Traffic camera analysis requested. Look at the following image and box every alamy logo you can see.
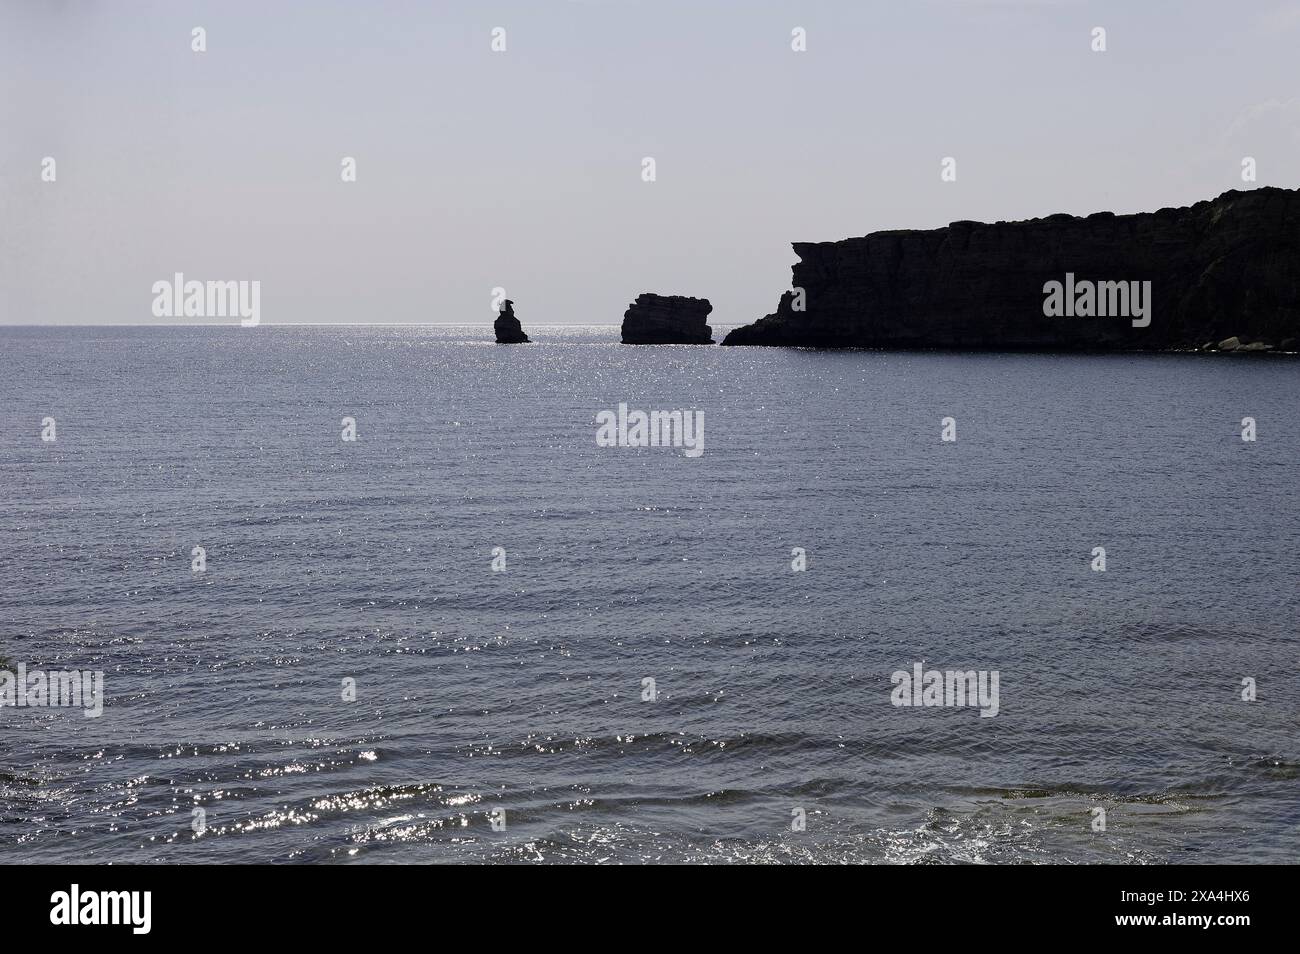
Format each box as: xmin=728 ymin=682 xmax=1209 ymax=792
xmin=50 ymin=885 xmax=151 ymax=934
xmin=1042 ymin=273 xmax=1151 ymax=328
xmin=890 ymin=661 xmax=1000 ymax=717
xmin=0 ymin=664 xmax=103 ymax=717
xmin=151 ymin=273 xmax=261 ymax=326
xmin=595 ymin=403 xmax=704 ymax=458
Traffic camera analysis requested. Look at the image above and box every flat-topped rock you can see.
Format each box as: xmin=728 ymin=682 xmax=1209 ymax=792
xmin=621 ymin=293 xmax=714 ymax=344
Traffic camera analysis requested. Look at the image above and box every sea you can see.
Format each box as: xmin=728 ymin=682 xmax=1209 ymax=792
xmin=1 ymin=324 xmax=1296 ymax=864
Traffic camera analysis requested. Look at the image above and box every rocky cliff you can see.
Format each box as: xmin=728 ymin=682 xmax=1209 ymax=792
xmin=494 ymin=300 xmax=529 ymax=343
xmin=622 ymin=293 xmax=714 ymax=344
xmin=722 ymin=188 xmax=1300 ymax=352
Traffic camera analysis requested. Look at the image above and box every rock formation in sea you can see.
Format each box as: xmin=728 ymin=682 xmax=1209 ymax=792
xmin=493 ymin=299 xmax=529 ymax=343
xmin=621 ymin=293 xmax=714 ymax=344
xmin=722 ymin=187 xmax=1300 ymax=352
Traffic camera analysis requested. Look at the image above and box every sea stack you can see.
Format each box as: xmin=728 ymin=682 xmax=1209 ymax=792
xmin=493 ymin=300 xmax=530 ymax=343
xmin=722 ymin=187 xmax=1300 ymax=352
xmin=621 ymin=293 xmax=714 ymax=344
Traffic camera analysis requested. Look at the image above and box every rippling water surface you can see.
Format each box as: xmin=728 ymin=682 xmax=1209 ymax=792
xmin=1 ymin=324 xmax=1297 ymax=864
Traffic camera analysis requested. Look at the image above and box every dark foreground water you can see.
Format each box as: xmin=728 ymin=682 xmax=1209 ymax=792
xmin=1 ymin=324 xmax=1296 ymax=864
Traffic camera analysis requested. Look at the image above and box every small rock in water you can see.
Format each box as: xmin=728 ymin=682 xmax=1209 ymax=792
xmin=494 ymin=300 xmax=530 ymax=343
xmin=621 ymin=293 xmax=714 ymax=344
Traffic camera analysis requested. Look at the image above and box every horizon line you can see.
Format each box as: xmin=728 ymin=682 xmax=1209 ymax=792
xmin=0 ymin=321 xmax=657 ymax=328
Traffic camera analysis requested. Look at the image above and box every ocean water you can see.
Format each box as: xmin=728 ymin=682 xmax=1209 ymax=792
xmin=1 ymin=324 xmax=1297 ymax=864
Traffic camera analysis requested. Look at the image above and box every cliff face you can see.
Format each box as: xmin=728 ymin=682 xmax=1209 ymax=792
xmin=622 ymin=293 xmax=714 ymax=344
xmin=723 ymin=188 xmax=1300 ymax=351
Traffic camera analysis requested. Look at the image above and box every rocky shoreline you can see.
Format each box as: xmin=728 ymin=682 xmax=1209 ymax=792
xmin=721 ymin=187 xmax=1300 ymax=353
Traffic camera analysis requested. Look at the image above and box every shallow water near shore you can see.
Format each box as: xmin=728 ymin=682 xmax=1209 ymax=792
xmin=1 ymin=324 xmax=1297 ymax=864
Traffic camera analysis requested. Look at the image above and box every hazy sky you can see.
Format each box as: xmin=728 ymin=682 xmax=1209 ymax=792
xmin=3 ymin=0 xmax=1298 ymax=325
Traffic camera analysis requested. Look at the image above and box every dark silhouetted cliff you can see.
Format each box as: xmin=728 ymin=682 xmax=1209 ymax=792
xmin=722 ymin=188 xmax=1300 ymax=352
